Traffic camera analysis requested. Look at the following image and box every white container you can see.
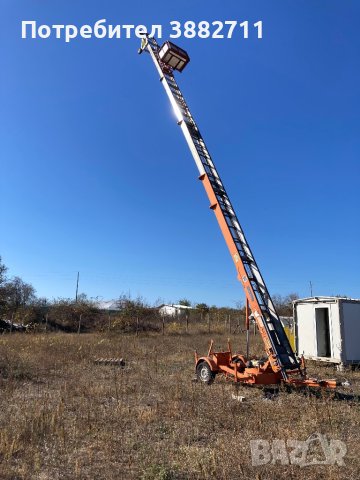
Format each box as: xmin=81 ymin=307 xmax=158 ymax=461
xmin=293 ymin=297 xmax=360 ymax=366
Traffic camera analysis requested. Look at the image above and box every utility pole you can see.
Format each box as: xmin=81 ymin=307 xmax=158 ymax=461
xmin=309 ymin=280 xmax=313 ymax=297
xmin=75 ymin=271 xmax=79 ymax=302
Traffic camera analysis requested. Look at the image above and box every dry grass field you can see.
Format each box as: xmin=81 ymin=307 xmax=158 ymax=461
xmin=0 ymin=330 xmax=359 ymax=479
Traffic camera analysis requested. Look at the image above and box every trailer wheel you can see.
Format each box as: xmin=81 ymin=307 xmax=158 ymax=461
xmin=196 ymin=361 xmax=215 ymax=385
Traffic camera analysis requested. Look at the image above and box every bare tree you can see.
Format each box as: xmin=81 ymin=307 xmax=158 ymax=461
xmin=272 ymin=293 xmax=299 ymax=316
xmin=0 ymin=256 xmax=7 ymax=285
xmin=4 ymin=276 xmax=36 ymax=311
xmin=195 ymin=303 xmax=209 ymax=313
xmin=178 ymin=298 xmax=191 ymax=307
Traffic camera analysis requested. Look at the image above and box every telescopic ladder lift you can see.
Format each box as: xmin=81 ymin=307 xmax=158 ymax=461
xmin=139 ymin=36 xmax=337 ymax=389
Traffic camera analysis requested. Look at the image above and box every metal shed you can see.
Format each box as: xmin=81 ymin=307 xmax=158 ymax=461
xmin=293 ymin=297 xmax=360 ymax=367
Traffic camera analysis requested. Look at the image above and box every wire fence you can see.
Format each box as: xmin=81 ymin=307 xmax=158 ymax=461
xmin=2 ymin=311 xmax=259 ymax=336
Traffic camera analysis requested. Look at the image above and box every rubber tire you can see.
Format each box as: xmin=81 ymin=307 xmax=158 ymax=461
xmin=196 ymin=361 xmax=215 ymax=385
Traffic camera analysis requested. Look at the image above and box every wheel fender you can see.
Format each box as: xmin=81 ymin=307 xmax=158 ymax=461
xmin=196 ymin=357 xmax=218 ymax=373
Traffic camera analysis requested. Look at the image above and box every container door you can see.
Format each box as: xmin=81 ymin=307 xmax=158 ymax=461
xmin=342 ymin=301 xmax=360 ymax=362
xmin=315 ymin=308 xmax=331 ymax=357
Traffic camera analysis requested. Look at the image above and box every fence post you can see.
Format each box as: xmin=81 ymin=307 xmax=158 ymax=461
xmin=162 ymin=317 xmax=165 ymax=336
xmin=207 ymin=313 xmax=210 ymax=334
xmin=186 ymin=314 xmax=189 ymax=333
xmin=136 ymin=317 xmax=139 ymax=336
xmin=78 ymin=313 xmax=82 ymax=334
xmin=228 ymin=314 xmax=231 ymax=334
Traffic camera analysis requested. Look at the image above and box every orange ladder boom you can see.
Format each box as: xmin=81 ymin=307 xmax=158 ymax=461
xmin=139 ymin=35 xmax=299 ymax=381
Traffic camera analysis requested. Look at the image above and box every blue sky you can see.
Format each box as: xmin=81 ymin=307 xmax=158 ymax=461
xmin=1 ymin=1 xmax=359 ymax=307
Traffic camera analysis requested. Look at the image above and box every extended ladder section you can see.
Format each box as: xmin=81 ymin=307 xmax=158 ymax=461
xmin=141 ymin=36 xmax=301 ymax=380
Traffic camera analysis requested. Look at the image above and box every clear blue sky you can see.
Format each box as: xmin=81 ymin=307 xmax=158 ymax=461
xmin=1 ymin=1 xmax=359 ymax=307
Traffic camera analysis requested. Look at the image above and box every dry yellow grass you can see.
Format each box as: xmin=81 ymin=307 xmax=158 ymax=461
xmin=0 ymin=331 xmax=359 ymax=479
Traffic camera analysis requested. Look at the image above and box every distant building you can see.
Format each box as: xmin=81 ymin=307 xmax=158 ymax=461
xmin=158 ymin=304 xmax=192 ymax=317
xmin=95 ymin=300 xmax=124 ymax=312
